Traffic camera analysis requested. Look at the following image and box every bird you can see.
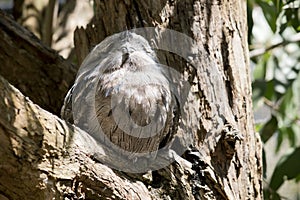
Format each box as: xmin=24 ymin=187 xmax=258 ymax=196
xmin=61 ymin=31 xmax=177 ymax=161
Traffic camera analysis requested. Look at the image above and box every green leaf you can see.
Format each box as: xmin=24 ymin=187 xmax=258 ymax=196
xmin=272 ymin=0 xmax=283 ymax=11
xmin=276 ymin=129 xmax=283 ymax=152
xmin=252 ymin=80 xmax=267 ymax=106
xmin=280 ymin=9 xmax=297 ymax=33
xmin=285 ymin=3 xmax=300 ymax=32
xmin=286 ymin=126 xmax=295 ymax=147
xmin=262 ymin=148 xmax=267 ymax=178
xmin=291 ymin=123 xmax=300 ymax=142
xmin=247 ymin=0 xmax=254 ymax=44
xmin=296 ymin=173 xmax=300 ymax=182
xmin=253 ymin=53 xmax=270 ymax=79
xmin=278 ymin=126 xmax=296 ymax=148
xmin=263 ymin=189 xmax=281 ymax=200
xmin=278 ymin=86 xmax=294 ymax=117
xmin=269 ymin=147 xmax=300 ymax=190
xmin=275 ymin=73 xmax=300 ymax=150
xmin=265 ymin=80 xmax=276 ymax=100
xmin=263 ymin=188 xmax=281 ymax=200
xmin=256 ymin=1 xmax=279 ymax=32
xmin=260 ymin=115 xmax=278 ymax=143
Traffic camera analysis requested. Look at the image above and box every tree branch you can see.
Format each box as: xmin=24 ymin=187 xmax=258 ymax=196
xmin=249 ymin=32 xmax=300 ymax=58
xmin=0 ymin=75 xmax=151 ymax=200
xmin=0 ymin=10 xmax=76 ymax=115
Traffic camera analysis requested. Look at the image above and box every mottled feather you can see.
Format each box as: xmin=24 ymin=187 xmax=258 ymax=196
xmin=61 ymin=32 xmax=176 ymax=159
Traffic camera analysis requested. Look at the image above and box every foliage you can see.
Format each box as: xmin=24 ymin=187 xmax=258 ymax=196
xmin=248 ymin=0 xmax=300 ymax=199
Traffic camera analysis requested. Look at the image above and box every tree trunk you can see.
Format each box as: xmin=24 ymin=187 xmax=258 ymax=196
xmin=74 ymin=0 xmax=263 ymax=199
xmin=0 ymin=0 xmax=263 ymax=199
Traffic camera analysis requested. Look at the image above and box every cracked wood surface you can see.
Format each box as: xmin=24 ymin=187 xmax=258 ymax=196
xmin=0 ymin=75 xmax=151 ymax=200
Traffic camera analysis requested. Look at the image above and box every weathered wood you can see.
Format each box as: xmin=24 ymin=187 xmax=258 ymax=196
xmin=0 ymin=75 xmax=152 ymax=200
xmin=74 ymin=0 xmax=263 ymax=199
xmin=0 ymin=10 xmax=76 ymax=115
xmin=0 ymin=0 xmax=263 ymax=198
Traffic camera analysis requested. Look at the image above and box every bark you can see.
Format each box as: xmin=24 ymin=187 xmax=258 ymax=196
xmin=0 ymin=10 xmax=76 ymax=115
xmin=0 ymin=73 xmax=194 ymax=199
xmin=74 ymin=0 xmax=263 ymax=199
xmin=0 ymin=75 xmax=152 ymax=200
xmin=0 ymin=0 xmax=263 ymax=199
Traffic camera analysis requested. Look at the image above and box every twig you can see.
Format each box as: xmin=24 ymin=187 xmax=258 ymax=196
xmin=250 ymin=32 xmax=300 ymax=58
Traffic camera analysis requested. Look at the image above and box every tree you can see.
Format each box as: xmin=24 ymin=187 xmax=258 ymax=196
xmin=0 ymin=0 xmax=262 ymax=199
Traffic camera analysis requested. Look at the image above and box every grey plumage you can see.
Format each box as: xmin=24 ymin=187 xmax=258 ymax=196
xmin=61 ymin=32 xmax=176 ymax=159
